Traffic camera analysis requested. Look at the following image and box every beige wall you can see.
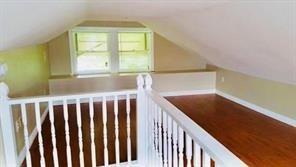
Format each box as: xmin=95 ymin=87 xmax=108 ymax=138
xmin=0 ymin=45 xmax=50 ymax=154
xmin=49 ymin=72 xmax=216 ymax=95
xmin=48 ymin=33 xmax=72 ymax=76
xmin=47 ymin=21 xmax=206 ymax=76
xmin=209 ymin=65 xmax=296 ymax=120
xmin=154 ymin=34 xmax=206 ymax=71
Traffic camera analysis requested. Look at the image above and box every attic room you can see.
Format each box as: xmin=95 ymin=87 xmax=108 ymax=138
xmin=0 ymin=1 xmax=295 ymax=167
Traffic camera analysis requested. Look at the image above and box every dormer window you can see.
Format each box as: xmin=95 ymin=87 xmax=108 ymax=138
xmin=69 ymin=27 xmax=153 ymax=75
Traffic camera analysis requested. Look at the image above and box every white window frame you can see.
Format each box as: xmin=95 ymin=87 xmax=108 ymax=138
xmin=69 ymin=27 xmax=154 ymax=75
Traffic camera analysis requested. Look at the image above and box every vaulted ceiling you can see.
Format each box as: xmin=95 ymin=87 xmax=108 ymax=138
xmin=0 ymin=0 xmax=295 ymax=84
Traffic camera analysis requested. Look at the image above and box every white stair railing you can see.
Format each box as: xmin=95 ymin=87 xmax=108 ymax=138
xmin=0 ymin=82 xmax=138 ymax=167
xmin=140 ymin=74 xmax=248 ymax=167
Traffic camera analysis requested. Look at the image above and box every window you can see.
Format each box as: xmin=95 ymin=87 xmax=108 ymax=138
xmin=74 ymin=32 xmax=110 ymax=73
xmin=70 ymin=27 xmax=153 ymax=75
xmin=118 ymin=32 xmax=152 ymax=72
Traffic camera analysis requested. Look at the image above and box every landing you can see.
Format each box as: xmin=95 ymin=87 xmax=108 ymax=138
xmin=25 ymin=94 xmax=296 ymax=166
xmin=166 ymin=94 xmax=296 ymax=167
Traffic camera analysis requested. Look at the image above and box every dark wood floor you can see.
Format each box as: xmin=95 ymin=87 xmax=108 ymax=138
xmin=166 ymin=94 xmax=296 ymax=167
xmin=24 ymin=94 xmax=296 ymax=167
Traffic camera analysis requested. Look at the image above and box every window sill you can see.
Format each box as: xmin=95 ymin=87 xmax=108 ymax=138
xmin=49 ymin=69 xmax=212 ymax=80
xmin=76 ymin=71 xmax=151 ymax=78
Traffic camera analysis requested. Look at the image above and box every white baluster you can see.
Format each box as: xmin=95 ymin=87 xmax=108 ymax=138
xmin=154 ymin=103 xmax=158 ymax=153
xmin=76 ymin=98 xmax=85 ymax=167
xmin=202 ymin=150 xmax=211 ymax=167
xmin=114 ymin=95 xmax=120 ymax=165
xmin=102 ymin=96 xmax=109 ymax=166
xmin=167 ymin=116 xmax=173 ymax=167
xmin=178 ymin=127 xmax=184 ymax=167
xmin=158 ymin=106 xmax=163 ymax=165
xmin=149 ymin=99 xmax=156 ymax=166
xmin=76 ymin=99 xmax=84 ymax=167
xmin=126 ymin=94 xmax=131 ymax=163
xmin=163 ymin=111 xmax=168 ymax=167
xmin=148 ymin=98 xmax=153 ymax=164
xmin=151 ymin=100 xmax=155 ymax=151
xmin=63 ymin=100 xmax=72 ymax=167
xmin=193 ymin=142 xmax=201 ymax=167
xmin=145 ymin=92 xmax=149 ymax=164
xmin=185 ymin=135 xmax=192 ymax=167
xmin=155 ymin=101 xmax=160 ymax=166
xmin=172 ymin=121 xmax=178 ymax=167
xmin=48 ymin=101 xmax=59 ymax=167
xmin=34 ymin=102 xmax=46 ymax=167
xmin=21 ymin=103 xmax=32 ymax=167
xmin=89 ymin=97 xmax=96 ymax=167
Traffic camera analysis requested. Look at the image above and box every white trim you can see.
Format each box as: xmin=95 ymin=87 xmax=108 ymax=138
xmin=160 ymin=89 xmax=216 ymax=97
xmin=216 ymin=90 xmax=296 ymax=127
xmin=110 ymin=29 xmax=119 ymax=73
xmin=72 ymin=27 xmax=152 ymax=32
xmin=17 ymin=107 xmax=49 ymax=165
xmin=68 ymin=30 xmax=76 ymax=76
xmin=149 ymin=32 xmax=154 ymax=71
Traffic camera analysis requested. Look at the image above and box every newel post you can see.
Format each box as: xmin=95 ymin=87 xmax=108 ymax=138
xmin=0 ymin=82 xmax=18 ymax=166
xmin=136 ymin=74 xmax=148 ymax=165
xmin=145 ymin=74 xmax=152 ymax=91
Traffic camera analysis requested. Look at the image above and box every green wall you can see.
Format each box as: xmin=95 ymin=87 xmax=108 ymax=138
xmin=0 ymin=44 xmax=50 ymax=154
xmin=0 ymin=44 xmax=50 ymax=97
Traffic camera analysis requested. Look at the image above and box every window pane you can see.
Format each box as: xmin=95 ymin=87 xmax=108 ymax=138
xmin=74 ymin=32 xmax=110 ymax=73
xmin=118 ymin=32 xmax=147 ymax=51
xmin=118 ymin=32 xmax=151 ymax=71
xmin=76 ymin=32 xmax=108 ymax=52
xmin=77 ymin=52 xmax=109 ymax=73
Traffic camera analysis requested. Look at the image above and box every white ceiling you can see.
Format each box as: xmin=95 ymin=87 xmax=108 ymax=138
xmin=0 ymin=0 xmax=295 ymax=84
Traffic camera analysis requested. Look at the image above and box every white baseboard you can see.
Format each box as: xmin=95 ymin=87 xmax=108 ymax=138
xmin=160 ymin=89 xmax=216 ymax=97
xmin=216 ymin=90 xmax=296 ymax=127
xmin=17 ymin=107 xmax=49 ymax=165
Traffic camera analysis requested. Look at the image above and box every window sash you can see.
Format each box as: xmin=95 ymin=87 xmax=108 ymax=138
xmin=69 ymin=27 xmax=153 ymax=75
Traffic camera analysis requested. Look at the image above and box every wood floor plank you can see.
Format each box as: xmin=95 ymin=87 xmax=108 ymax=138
xmin=166 ymin=94 xmax=296 ymax=167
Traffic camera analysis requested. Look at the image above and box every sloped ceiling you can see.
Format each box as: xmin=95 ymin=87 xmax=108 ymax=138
xmin=0 ymin=0 xmax=295 ymax=84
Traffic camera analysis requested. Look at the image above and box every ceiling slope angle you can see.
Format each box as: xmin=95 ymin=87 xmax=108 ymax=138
xmin=0 ymin=0 xmax=295 ymax=85
xmin=0 ymin=0 xmax=224 ymax=51
xmin=143 ymin=1 xmax=296 ymax=85
xmin=0 ymin=1 xmax=88 ymax=51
